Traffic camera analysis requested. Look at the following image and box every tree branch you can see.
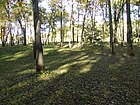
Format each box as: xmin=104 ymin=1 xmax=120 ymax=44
xmin=116 ymin=0 xmax=126 ymax=23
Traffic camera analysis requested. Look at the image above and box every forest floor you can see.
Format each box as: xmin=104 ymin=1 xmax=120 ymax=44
xmin=0 ymin=43 xmax=140 ymax=105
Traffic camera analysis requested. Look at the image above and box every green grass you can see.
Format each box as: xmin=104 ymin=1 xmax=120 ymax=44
xmin=0 ymin=44 xmax=140 ymax=105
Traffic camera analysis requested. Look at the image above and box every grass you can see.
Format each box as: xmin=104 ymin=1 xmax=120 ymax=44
xmin=0 ymin=44 xmax=140 ymax=105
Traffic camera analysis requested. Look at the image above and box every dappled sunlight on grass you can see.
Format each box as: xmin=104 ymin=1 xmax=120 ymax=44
xmin=0 ymin=44 xmax=140 ymax=104
xmin=17 ymin=69 xmax=34 ymax=75
xmin=78 ymin=55 xmax=89 ymax=60
xmin=0 ymin=46 xmax=34 ymax=74
xmin=43 ymin=48 xmax=59 ymax=55
xmin=4 ymin=51 xmax=30 ymax=61
xmin=79 ymin=63 xmax=92 ymax=74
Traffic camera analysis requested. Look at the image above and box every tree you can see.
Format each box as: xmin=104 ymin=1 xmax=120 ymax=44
xmin=90 ymin=0 xmax=97 ymax=40
xmin=0 ymin=0 xmax=14 ymax=46
xmin=70 ymin=0 xmax=75 ymax=44
xmin=76 ymin=2 xmax=80 ymax=43
xmin=15 ymin=0 xmax=28 ymax=46
xmin=81 ymin=0 xmax=89 ymax=43
xmin=100 ymin=2 xmax=106 ymax=50
xmin=0 ymin=1 xmax=6 ymax=46
xmin=108 ymin=0 xmax=115 ymax=54
xmin=32 ymin=0 xmax=44 ymax=73
xmin=126 ymin=0 xmax=134 ymax=56
xmin=60 ymin=0 xmax=63 ymax=47
xmin=113 ymin=0 xmax=125 ymax=44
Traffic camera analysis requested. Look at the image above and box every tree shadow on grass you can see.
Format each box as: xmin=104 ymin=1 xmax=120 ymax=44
xmin=0 ymin=44 xmax=140 ymax=105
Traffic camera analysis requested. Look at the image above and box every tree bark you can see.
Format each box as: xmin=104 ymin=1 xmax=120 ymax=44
xmin=121 ymin=7 xmax=125 ymax=46
xmin=18 ymin=19 xmax=26 ymax=46
xmin=101 ymin=6 xmax=106 ymax=50
xmin=32 ymin=0 xmax=44 ymax=73
xmin=77 ymin=2 xmax=80 ymax=43
xmin=81 ymin=0 xmax=88 ymax=43
xmin=60 ymin=0 xmax=63 ymax=47
xmin=126 ymin=0 xmax=134 ymax=56
xmin=138 ymin=6 xmax=140 ymax=43
xmin=108 ymin=0 xmax=115 ymax=54
xmin=113 ymin=0 xmax=125 ymax=44
xmin=1 ymin=26 xmax=5 ymax=47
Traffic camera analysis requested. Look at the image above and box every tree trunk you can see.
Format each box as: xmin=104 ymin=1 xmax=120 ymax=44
xmin=126 ymin=0 xmax=134 ymax=56
xmin=47 ymin=27 xmax=51 ymax=45
xmin=1 ymin=26 xmax=5 ymax=47
xmin=101 ymin=7 xmax=106 ymax=50
xmin=32 ymin=0 xmax=44 ymax=73
xmin=77 ymin=2 xmax=80 ymax=43
xmin=8 ymin=27 xmax=14 ymax=46
xmin=72 ymin=20 xmax=75 ymax=44
xmin=81 ymin=0 xmax=88 ymax=43
xmin=113 ymin=2 xmax=118 ymax=43
xmin=121 ymin=7 xmax=125 ymax=46
xmin=138 ymin=6 xmax=140 ymax=43
xmin=70 ymin=0 xmax=75 ymax=44
xmin=108 ymin=0 xmax=115 ymax=54
xmin=18 ymin=19 xmax=26 ymax=46
xmin=113 ymin=0 xmax=125 ymax=44
xmin=72 ymin=0 xmax=75 ymax=44
xmin=60 ymin=0 xmax=63 ymax=47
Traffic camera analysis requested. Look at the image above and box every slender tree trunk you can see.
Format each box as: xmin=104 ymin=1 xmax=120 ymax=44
xmin=113 ymin=0 xmax=125 ymax=44
xmin=81 ymin=0 xmax=88 ymax=43
xmin=70 ymin=0 xmax=75 ymax=44
xmin=60 ymin=0 xmax=63 ymax=47
xmin=32 ymin=0 xmax=44 ymax=73
xmin=77 ymin=3 xmax=80 ymax=43
xmin=91 ymin=7 xmax=94 ymax=40
xmin=114 ymin=2 xmax=118 ymax=43
xmin=9 ymin=28 xmax=13 ymax=46
xmin=4 ymin=3 xmax=13 ymax=46
xmin=101 ymin=7 xmax=106 ymax=50
xmin=18 ymin=19 xmax=26 ymax=46
xmin=51 ymin=26 xmax=54 ymax=44
xmin=108 ymin=0 xmax=115 ymax=54
xmin=1 ymin=26 xmax=5 ymax=47
xmin=47 ymin=27 xmax=51 ymax=45
xmin=121 ymin=7 xmax=125 ymax=46
xmin=93 ymin=7 xmax=97 ymax=39
xmin=72 ymin=20 xmax=75 ymax=44
xmin=138 ymin=6 xmax=140 ymax=43
xmin=51 ymin=7 xmax=55 ymax=45
xmin=53 ymin=15 xmax=56 ymax=44
xmin=126 ymin=0 xmax=134 ymax=56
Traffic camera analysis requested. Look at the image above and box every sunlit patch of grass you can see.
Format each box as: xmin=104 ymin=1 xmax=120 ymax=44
xmin=79 ymin=64 xmax=92 ymax=74
xmin=17 ymin=69 xmax=34 ymax=75
xmin=5 ymin=51 xmax=30 ymax=61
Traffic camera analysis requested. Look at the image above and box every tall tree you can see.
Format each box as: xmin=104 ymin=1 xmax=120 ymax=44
xmin=4 ymin=0 xmax=14 ymax=46
xmin=32 ymin=0 xmax=44 ymax=73
xmin=60 ymin=0 xmax=63 ymax=47
xmin=91 ymin=0 xmax=97 ymax=40
xmin=100 ymin=2 xmax=106 ymax=50
xmin=81 ymin=0 xmax=88 ymax=43
xmin=126 ymin=0 xmax=134 ymax=56
xmin=108 ymin=0 xmax=115 ymax=54
xmin=0 ymin=0 xmax=7 ymax=46
xmin=70 ymin=0 xmax=75 ymax=44
xmin=113 ymin=0 xmax=125 ymax=43
xmin=76 ymin=2 xmax=80 ymax=43
xmin=16 ymin=0 xmax=27 ymax=46
xmin=121 ymin=5 xmax=125 ymax=46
